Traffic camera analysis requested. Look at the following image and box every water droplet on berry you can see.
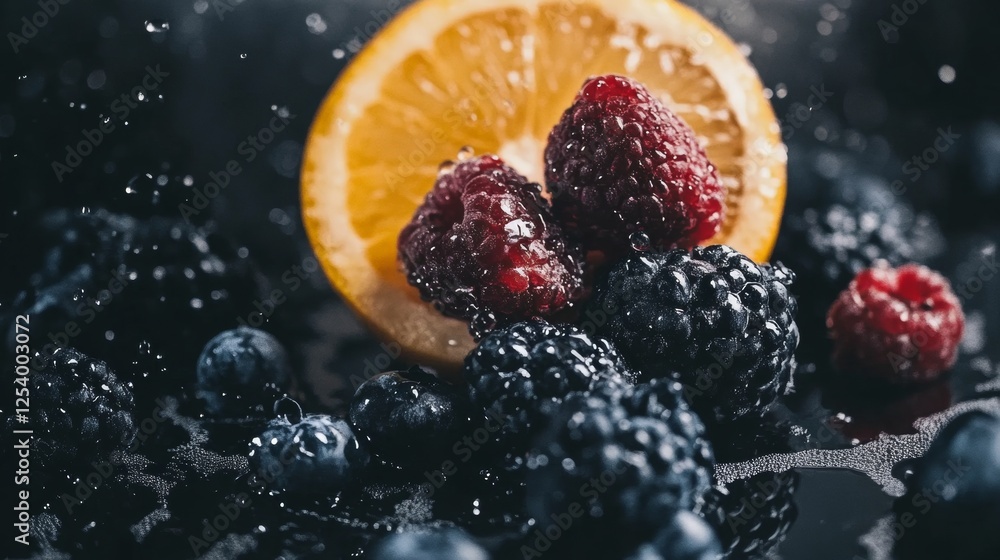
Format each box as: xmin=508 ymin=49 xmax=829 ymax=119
xmin=144 ymin=20 xmax=170 ymax=33
xmin=457 ymin=145 xmax=475 ymax=161
xmin=630 ymin=231 xmax=651 ymax=252
xmin=437 ymin=160 xmax=456 ymax=176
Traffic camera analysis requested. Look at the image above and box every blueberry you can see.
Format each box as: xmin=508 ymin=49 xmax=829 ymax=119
xmin=371 ymin=529 xmax=490 ymax=560
xmin=350 ymin=368 xmax=470 ymax=470
xmin=248 ymin=415 xmax=367 ymax=496
xmin=626 ymin=511 xmax=722 ymax=560
xmin=196 ymin=327 xmax=291 ymax=417
xmin=895 ymin=411 xmax=1000 ymax=560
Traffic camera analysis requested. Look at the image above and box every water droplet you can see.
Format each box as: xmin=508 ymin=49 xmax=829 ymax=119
xmin=938 ymin=64 xmax=956 ymax=84
xmin=457 ymin=145 xmax=475 ymax=161
xmin=332 ymin=48 xmax=346 ymax=60
xmin=630 ymin=231 xmax=651 ymax=252
xmin=437 ymin=160 xmax=456 ymax=176
xmin=239 ymin=53 xmax=247 ymax=60
xmin=305 ymin=13 xmax=327 ymax=34
xmin=144 ymin=20 xmax=170 ymax=33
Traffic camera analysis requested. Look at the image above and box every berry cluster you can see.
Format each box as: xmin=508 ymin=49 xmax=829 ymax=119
xmin=398 ymin=75 xmax=726 ymax=337
xmin=9 ymin=62 xmax=986 ymax=560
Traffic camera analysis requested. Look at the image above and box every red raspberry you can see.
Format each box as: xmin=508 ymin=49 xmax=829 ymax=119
xmin=398 ymin=154 xmax=585 ymax=337
xmin=826 ymin=263 xmax=965 ymax=384
xmin=544 ymin=74 xmax=725 ymax=256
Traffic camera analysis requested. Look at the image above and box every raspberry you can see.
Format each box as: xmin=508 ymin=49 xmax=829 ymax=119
xmin=248 ymin=415 xmax=368 ymax=495
xmin=773 ymin=176 xmax=944 ymax=346
xmin=544 ymin=74 xmax=725 ymax=256
xmin=371 ymin=529 xmax=490 ymax=560
xmin=526 ymin=379 xmax=714 ymax=557
xmin=398 ymin=154 xmax=585 ymax=337
xmin=15 ymin=348 xmax=137 ymax=469
xmin=195 ymin=327 xmax=292 ymax=418
xmin=826 ymin=263 xmax=964 ymax=384
xmin=463 ymin=320 xmax=635 ymax=456
xmin=349 ymin=368 xmax=471 ymax=470
xmin=592 ymin=245 xmax=799 ymax=424
xmin=894 ymin=411 xmax=1000 ymax=560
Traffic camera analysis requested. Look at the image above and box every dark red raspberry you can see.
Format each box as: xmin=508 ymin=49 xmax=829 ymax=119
xmin=544 ymin=74 xmax=725 ymax=256
xmin=398 ymin=154 xmax=585 ymax=337
xmin=827 ymin=263 xmax=965 ymax=384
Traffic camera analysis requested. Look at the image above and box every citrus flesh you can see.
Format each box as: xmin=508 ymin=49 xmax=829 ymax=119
xmin=302 ymin=0 xmax=787 ymax=373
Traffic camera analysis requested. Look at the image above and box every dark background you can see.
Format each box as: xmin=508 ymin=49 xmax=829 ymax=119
xmin=1 ymin=0 xmax=999 ymax=559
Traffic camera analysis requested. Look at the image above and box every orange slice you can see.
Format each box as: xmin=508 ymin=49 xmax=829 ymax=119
xmin=302 ymin=0 xmax=786 ymax=373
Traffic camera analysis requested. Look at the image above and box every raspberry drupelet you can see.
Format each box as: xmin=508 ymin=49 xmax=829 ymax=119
xmin=827 ymin=263 xmax=964 ymax=384
xmin=398 ymin=154 xmax=586 ymax=338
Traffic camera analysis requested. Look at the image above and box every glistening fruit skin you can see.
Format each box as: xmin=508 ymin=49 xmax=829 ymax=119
xmin=398 ymin=154 xmax=585 ymax=338
xmin=826 ymin=263 xmax=964 ymax=384
xmin=349 ymin=368 xmax=470 ymax=470
xmin=248 ymin=415 xmax=368 ymax=495
xmin=195 ymin=327 xmax=292 ymax=418
xmin=545 ymin=74 xmax=725 ymax=256
xmin=371 ymin=529 xmax=490 ymax=560
xmin=15 ymin=348 xmax=137 ymax=469
xmin=526 ymin=380 xmax=714 ymax=557
xmin=592 ymin=245 xmax=799 ymax=424
xmin=894 ymin=411 xmax=1000 ymax=560
xmin=463 ymin=320 xmax=635 ymax=456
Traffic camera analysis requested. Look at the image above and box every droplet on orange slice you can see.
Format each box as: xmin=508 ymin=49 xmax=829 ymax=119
xmin=302 ymin=0 xmax=786 ymax=374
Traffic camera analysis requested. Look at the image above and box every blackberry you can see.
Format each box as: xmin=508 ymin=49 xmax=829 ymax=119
xmin=371 ymin=529 xmax=490 ymax=560
xmin=398 ymin=154 xmax=585 ymax=337
xmin=463 ymin=320 xmax=636 ymax=456
xmin=773 ymin=175 xmax=944 ymax=346
xmin=626 ymin=510 xmax=723 ymax=560
xmin=3 ymin=208 xmax=262 ymax=382
xmin=248 ymin=414 xmax=368 ymax=496
xmin=827 ymin=264 xmax=965 ymax=384
xmin=592 ymin=245 xmax=799 ymax=424
xmin=525 ymin=379 xmax=714 ymax=557
xmin=16 ymin=348 xmax=137 ymax=469
xmin=545 ymin=74 xmax=725 ymax=256
xmin=703 ymin=471 xmax=799 ymax=559
xmin=196 ymin=327 xmax=292 ymax=418
xmin=895 ymin=411 xmax=1000 ymax=560
xmin=350 ymin=368 xmax=470 ymax=470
